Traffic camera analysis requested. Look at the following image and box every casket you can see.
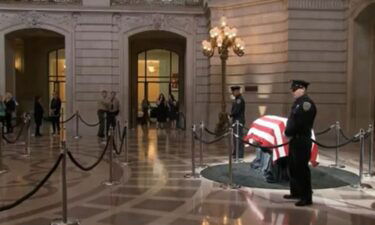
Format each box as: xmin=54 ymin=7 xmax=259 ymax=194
xmin=244 ymin=115 xmax=319 ymax=166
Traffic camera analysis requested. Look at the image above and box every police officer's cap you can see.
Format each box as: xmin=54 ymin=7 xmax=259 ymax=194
xmin=230 ymin=86 xmax=241 ymax=91
xmin=290 ymin=80 xmax=309 ymax=90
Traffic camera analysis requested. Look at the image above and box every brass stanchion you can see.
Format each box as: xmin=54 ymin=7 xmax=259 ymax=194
xmin=365 ymin=124 xmax=374 ymax=177
xmin=330 ymin=121 xmax=345 ymax=168
xmin=198 ymin=121 xmax=207 ymax=168
xmin=121 ymin=122 xmax=129 ymax=167
xmin=73 ymin=111 xmax=81 ymax=139
xmin=101 ymin=114 xmax=107 ymax=145
xmin=352 ymin=129 xmax=372 ymax=189
xmin=184 ymin=124 xmax=199 ymax=178
xmin=51 ymin=128 xmax=79 ymax=225
xmin=103 ymin=127 xmax=119 ymax=186
xmin=0 ymin=123 xmax=8 ymax=174
xmin=221 ymin=127 xmax=240 ymax=189
xmin=22 ymin=114 xmax=31 ymax=157
xmin=235 ymin=120 xmax=240 ymax=163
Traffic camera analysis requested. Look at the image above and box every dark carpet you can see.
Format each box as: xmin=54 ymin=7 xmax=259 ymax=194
xmin=201 ymin=163 xmax=359 ymax=189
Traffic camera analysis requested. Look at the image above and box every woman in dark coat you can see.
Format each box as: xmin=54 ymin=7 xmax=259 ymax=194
xmin=4 ymin=92 xmax=16 ymax=134
xmin=34 ymin=96 xmax=44 ymax=137
xmin=168 ymin=94 xmax=178 ymax=129
xmin=50 ymin=92 xmax=62 ymax=135
xmin=156 ymin=93 xmax=168 ymax=129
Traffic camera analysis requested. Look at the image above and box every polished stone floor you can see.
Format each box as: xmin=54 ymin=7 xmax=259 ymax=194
xmin=0 ymin=126 xmax=375 ymax=225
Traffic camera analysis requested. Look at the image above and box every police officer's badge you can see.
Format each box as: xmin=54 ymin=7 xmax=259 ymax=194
xmin=236 ymin=99 xmax=241 ymax=104
xmin=303 ymin=102 xmax=311 ymax=111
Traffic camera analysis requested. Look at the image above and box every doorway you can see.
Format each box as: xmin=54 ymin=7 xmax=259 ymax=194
xmin=4 ymin=28 xmax=65 ymax=116
xmin=129 ymin=31 xmax=186 ymax=127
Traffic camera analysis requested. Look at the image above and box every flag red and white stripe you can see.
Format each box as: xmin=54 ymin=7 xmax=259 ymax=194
xmin=244 ymin=115 xmax=319 ymax=166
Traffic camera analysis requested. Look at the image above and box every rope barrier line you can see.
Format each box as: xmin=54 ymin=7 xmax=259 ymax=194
xmin=238 ymin=137 xmax=290 ymax=149
xmin=339 ymin=129 xmax=351 ymax=141
xmin=0 ymin=154 xmax=63 ymax=212
xmin=78 ymin=114 xmax=101 ymax=127
xmin=193 ymin=130 xmax=230 ymax=144
xmin=203 ymin=126 xmax=230 ymax=136
xmin=2 ymin=121 xmax=27 ymax=144
xmin=67 ymin=139 xmax=110 ymax=171
xmin=315 ymin=126 xmax=334 ymax=136
xmin=113 ymin=126 xmax=126 ymax=155
xmin=60 ymin=113 xmax=77 ymax=124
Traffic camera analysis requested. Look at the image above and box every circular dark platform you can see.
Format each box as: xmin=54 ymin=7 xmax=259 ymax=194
xmin=201 ymin=163 xmax=359 ymax=189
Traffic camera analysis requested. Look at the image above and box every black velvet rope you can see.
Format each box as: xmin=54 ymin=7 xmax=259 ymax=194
xmin=2 ymin=121 xmax=27 ymax=144
xmin=78 ymin=114 xmax=101 ymax=127
xmin=0 ymin=154 xmax=63 ymax=212
xmin=60 ymin=113 xmax=77 ymax=124
xmin=315 ymin=126 xmax=333 ymax=136
xmin=203 ymin=125 xmax=231 ymax=136
xmin=238 ymin=137 xmax=290 ymax=149
xmin=339 ymin=129 xmax=351 ymax=141
xmin=67 ymin=138 xmax=110 ymax=171
xmin=193 ymin=130 xmax=230 ymax=144
xmin=311 ymin=137 xmax=359 ymax=149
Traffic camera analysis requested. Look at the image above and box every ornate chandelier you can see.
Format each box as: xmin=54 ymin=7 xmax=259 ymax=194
xmin=202 ymin=16 xmax=245 ymax=58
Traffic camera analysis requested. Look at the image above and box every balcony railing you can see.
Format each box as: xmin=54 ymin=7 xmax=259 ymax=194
xmin=111 ymin=0 xmax=203 ymax=7
xmin=0 ymin=0 xmax=81 ymax=4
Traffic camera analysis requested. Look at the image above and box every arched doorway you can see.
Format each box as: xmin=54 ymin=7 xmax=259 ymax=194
xmin=4 ymin=28 xmax=65 ymax=118
xmin=350 ymin=3 xmax=375 ymax=131
xmin=129 ymin=31 xmax=186 ymax=127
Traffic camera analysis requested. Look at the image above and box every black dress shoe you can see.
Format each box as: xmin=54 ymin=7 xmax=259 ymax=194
xmin=283 ymin=194 xmax=300 ymax=200
xmin=295 ymin=199 xmax=313 ymax=207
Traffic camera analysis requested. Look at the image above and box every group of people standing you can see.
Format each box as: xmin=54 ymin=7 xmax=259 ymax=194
xmin=0 ymin=92 xmax=62 ymax=136
xmin=97 ymin=90 xmax=120 ymax=138
xmin=0 ymin=93 xmax=17 ymax=134
xmin=148 ymin=93 xmax=178 ymax=129
xmin=33 ymin=92 xmax=62 ymax=136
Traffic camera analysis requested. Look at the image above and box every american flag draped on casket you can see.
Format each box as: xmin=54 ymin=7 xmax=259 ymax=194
xmin=244 ymin=115 xmax=319 ymax=166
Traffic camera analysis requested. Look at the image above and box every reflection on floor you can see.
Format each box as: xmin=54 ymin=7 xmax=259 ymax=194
xmin=0 ymin=127 xmax=375 ymax=225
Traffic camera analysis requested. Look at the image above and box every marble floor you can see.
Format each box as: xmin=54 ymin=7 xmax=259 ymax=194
xmin=0 ymin=126 xmax=375 ymax=225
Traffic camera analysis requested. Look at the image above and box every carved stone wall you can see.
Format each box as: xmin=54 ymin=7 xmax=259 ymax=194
xmin=288 ymin=0 xmax=348 ymax=9
xmin=0 ymin=11 xmax=76 ymax=32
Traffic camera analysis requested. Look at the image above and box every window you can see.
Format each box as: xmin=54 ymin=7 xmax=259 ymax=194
xmin=48 ymin=48 xmax=66 ymax=113
xmin=137 ymin=49 xmax=179 ymax=112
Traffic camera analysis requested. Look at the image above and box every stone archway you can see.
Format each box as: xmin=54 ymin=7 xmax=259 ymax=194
xmin=348 ymin=2 xmax=375 ymax=132
xmin=118 ymin=14 xmax=197 ymax=129
xmin=128 ymin=31 xmax=186 ymax=127
xmin=0 ymin=11 xmax=75 ymax=128
xmin=4 ymin=28 xmax=65 ymax=116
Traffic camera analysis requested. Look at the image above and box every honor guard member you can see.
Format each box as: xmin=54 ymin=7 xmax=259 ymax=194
xmin=284 ymin=80 xmax=317 ymax=207
xmin=230 ymin=86 xmax=245 ymax=159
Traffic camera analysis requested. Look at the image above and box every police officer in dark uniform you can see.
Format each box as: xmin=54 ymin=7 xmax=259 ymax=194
xmin=284 ymin=80 xmax=317 ymax=207
xmin=230 ymin=86 xmax=245 ymax=159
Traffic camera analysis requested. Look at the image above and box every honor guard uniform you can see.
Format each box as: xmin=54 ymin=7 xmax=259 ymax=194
xmin=284 ymin=80 xmax=317 ymax=206
xmin=230 ymin=86 xmax=246 ymax=159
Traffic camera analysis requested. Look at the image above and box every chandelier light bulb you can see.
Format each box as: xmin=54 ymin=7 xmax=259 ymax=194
xmin=224 ymin=26 xmax=231 ymax=37
xmin=220 ymin=16 xmax=227 ymax=27
xmin=231 ymin=28 xmax=238 ymax=37
xmin=235 ymin=38 xmax=241 ymax=47
xmin=210 ymin=27 xmax=220 ymax=38
xmin=217 ymin=35 xmax=223 ymax=47
xmin=202 ymin=40 xmax=209 ymax=50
